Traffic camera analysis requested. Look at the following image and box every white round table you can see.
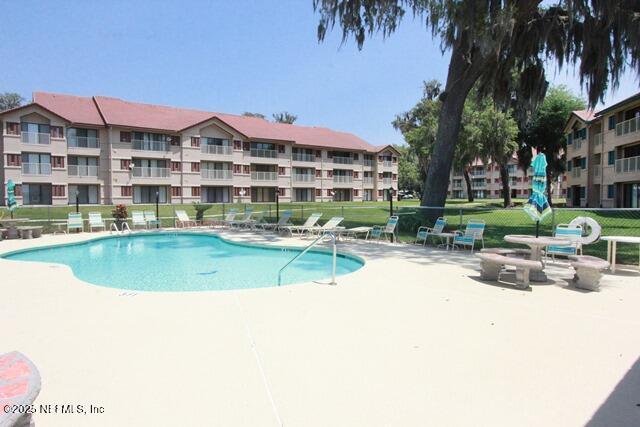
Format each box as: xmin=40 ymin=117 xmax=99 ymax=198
xmin=601 ymin=236 xmax=640 ymax=274
xmin=504 ymin=235 xmax=571 ymax=282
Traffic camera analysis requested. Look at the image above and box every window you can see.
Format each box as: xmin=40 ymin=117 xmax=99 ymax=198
xmin=233 ymin=140 xmax=242 ymax=150
xmin=607 ymin=185 xmax=615 ymax=199
xmin=581 ymin=157 xmax=587 ymax=169
xmin=580 ymin=187 xmax=586 ymax=199
xmin=21 ymin=122 xmax=50 ymax=134
xmin=327 ymin=170 xmax=333 ymax=178
xmin=608 ymin=116 xmax=616 ymax=130
xmin=169 ymin=136 xmax=180 ymax=146
xmin=327 ymin=189 xmax=332 ymax=197
xmin=392 ymin=174 xmax=398 ymax=181
xmin=171 ymin=162 xmax=181 ymax=172
xmin=378 ymin=190 xmax=384 ymax=197
xmin=353 ymin=171 xmax=359 ymax=179
xmin=171 ymin=187 xmax=182 ymax=197
xmin=567 ymin=160 xmax=572 ymax=171
xmin=315 ymin=150 xmax=321 ymax=158
xmin=52 ymin=156 xmax=65 ymax=168
xmin=567 ymin=187 xmax=572 ymax=199
xmin=120 ymin=159 xmax=131 ymax=170
xmin=6 ymin=122 xmax=19 ymax=135
xmin=378 ymin=173 xmax=383 ymax=179
xmin=120 ymin=131 xmax=131 ymax=142
xmin=133 ymin=186 xmax=167 ymax=203
xmin=608 ymin=151 xmax=616 ymax=165
xmin=6 ymin=154 xmax=21 ymax=166
xmin=278 ymin=145 xmax=285 ymax=153
xmin=353 ymin=189 xmax=359 ymax=197
xmin=315 ymin=189 xmax=322 ymax=197
xmin=121 ymin=186 xmax=132 ymax=197
xmin=315 ymin=169 xmax=321 ymax=177
xmin=202 ymin=187 xmax=231 ymax=203
xmin=191 ymin=187 xmax=201 ymax=197
xmin=278 ymin=167 xmax=286 ymax=176
xmin=22 ymin=184 xmax=52 ymax=205
xmin=52 ymin=185 xmax=66 ymax=197
xmin=191 ymin=162 xmax=200 ymax=172
xmin=14 ymin=184 xmax=22 ymax=196
xmin=191 ymin=137 xmax=200 ymax=147
xmin=242 ymin=141 xmax=250 ymax=151
xmin=251 ymin=187 xmax=274 ymax=202
xmin=233 ymin=164 xmax=242 ymax=174
xmin=50 ymin=126 xmax=63 ymax=138
xmin=68 ymin=128 xmax=99 ymax=147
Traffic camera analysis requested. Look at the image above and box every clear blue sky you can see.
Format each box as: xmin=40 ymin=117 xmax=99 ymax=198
xmin=2 ymin=0 xmax=638 ymax=146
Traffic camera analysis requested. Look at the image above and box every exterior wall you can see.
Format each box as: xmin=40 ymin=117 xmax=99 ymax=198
xmin=1 ymin=107 xmax=398 ymax=206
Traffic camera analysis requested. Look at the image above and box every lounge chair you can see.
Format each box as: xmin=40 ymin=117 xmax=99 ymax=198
xmin=88 ymin=212 xmax=106 ymax=232
xmin=131 ymin=211 xmax=147 ymax=229
xmin=280 ymin=213 xmax=323 ymax=236
xmin=546 ymin=224 xmax=583 ymax=261
xmin=243 ymin=210 xmax=265 ymax=230
xmin=216 ymin=208 xmax=239 ymax=228
xmin=415 ymin=217 xmax=447 ymax=246
xmin=370 ymin=216 xmax=399 ymax=242
xmin=307 ymin=216 xmax=345 ymax=237
xmin=229 ymin=208 xmax=254 ymax=229
xmin=67 ymin=212 xmax=84 ymax=233
xmin=452 ymin=219 xmax=485 ymax=252
xmin=144 ymin=211 xmax=161 ymax=229
xmin=257 ymin=210 xmax=293 ymax=232
xmin=175 ymin=210 xmax=198 ymax=228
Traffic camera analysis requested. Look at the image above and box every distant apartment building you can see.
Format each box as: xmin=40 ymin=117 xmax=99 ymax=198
xmin=447 ymin=155 xmax=566 ymax=200
xmin=0 ymin=92 xmax=399 ymax=206
xmin=564 ymin=92 xmax=640 ymax=208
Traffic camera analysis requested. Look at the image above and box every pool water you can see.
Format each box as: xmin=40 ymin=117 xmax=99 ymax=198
xmin=2 ymin=233 xmax=364 ymax=291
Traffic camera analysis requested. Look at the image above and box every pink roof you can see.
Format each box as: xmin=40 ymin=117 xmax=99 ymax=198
xmin=27 ymin=92 xmax=382 ymax=153
xmin=573 ymin=109 xmax=596 ymax=122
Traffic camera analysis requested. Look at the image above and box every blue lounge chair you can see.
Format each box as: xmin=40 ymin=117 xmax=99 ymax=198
xmin=452 ymin=220 xmax=485 ymax=252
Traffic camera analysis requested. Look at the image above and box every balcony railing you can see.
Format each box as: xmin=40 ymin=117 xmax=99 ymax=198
xmin=363 ymin=177 xmax=374 ymax=184
xmin=383 ymin=160 xmax=393 ymax=167
xmin=333 ymin=157 xmax=353 ymax=164
xmin=294 ymin=174 xmax=315 ymax=182
xmin=571 ymin=168 xmax=582 ymax=178
xmin=471 ymin=182 xmax=486 ymax=189
xmin=615 ymin=155 xmax=640 ymax=174
xmin=201 ymin=169 xmax=232 ymax=180
xmin=292 ymin=153 xmax=315 ymax=162
xmin=21 ymin=132 xmax=50 ymax=145
xmin=593 ymin=133 xmax=603 ymax=146
xmin=382 ymin=178 xmax=392 ymax=185
xmin=132 ymin=167 xmax=170 ymax=178
xmin=593 ymin=165 xmax=601 ymax=177
xmin=250 ymin=149 xmax=277 ymax=158
xmin=68 ymin=165 xmax=99 ymax=177
xmin=251 ymin=171 xmax=277 ymax=181
xmin=470 ymin=170 xmax=486 ymax=177
xmin=68 ymin=136 xmax=100 ymax=148
xmin=616 ymin=116 xmax=639 ymax=137
xmin=333 ymin=175 xmax=353 ymax=183
xmin=201 ymin=145 xmax=232 ymax=155
xmin=132 ymin=140 xmax=170 ymax=152
xmin=363 ymin=159 xmax=374 ymax=167
xmin=22 ymin=163 xmax=51 ymax=175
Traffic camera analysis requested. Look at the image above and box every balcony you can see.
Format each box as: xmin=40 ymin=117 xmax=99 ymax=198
xmin=333 ymin=175 xmax=353 ymax=183
xmin=571 ymin=168 xmax=582 ymax=178
xmin=68 ymin=136 xmax=100 ymax=148
xmin=293 ymin=174 xmax=315 ymax=182
xmin=470 ymin=170 xmax=486 ymax=177
xmin=471 ymin=182 xmax=486 ymax=189
xmin=251 ymin=171 xmax=277 ymax=181
xmin=593 ymin=165 xmax=601 ymax=177
xmin=22 ymin=163 xmax=51 ymax=175
xmin=333 ymin=157 xmax=353 ymax=165
xmin=201 ymin=169 xmax=232 ymax=180
xmin=201 ymin=145 xmax=232 ymax=155
xmin=615 ymin=155 xmax=640 ymax=174
xmin=573 ymin=138 xmax=583 ymax=150
xmin=21 ymin=132 xmax=50 ymax=145
xmin=250 ymin=149 xmax=277 ymax=158
xmin=132 ymin=167 xmax=170 ymax=178
xmin=363 ymin=159 xmax=374 ymax=167
xmin=132 ymin=140 xmax=170 ymax=152
xmin=68 ymin=165 xmax=99 ymax=177
xmin=593 ymin=133 xmax=603 ymax=146
xmin=615 ymin=116 xmax=639 ymax=137
xmin=382 ymin=178 xmax=392 ymax=185
xmin=383 ymin=160 xmax=393 ymax=167
xmin=292 ymin=153 xmax=315 ymax=162
xmin=363 ymin=177 xmax=374 ymax=184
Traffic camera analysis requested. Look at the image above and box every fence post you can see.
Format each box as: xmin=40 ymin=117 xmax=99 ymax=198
xmin=173 ymin=206 xmax=176 ymax=228
xmin=222 ymin=203 xmax=225 ymax=219
xmin=301 ymin=205 xmax=304 ymax=220
xmin=341 ymin=206 xmax=344 ymax=218
xmin=551 ymin=208 xmax=556 ymax=232
xmin=459 ymin=208 xmax=463 ymax=228
xmin=269 ymin=205 xmax=272 ymax=219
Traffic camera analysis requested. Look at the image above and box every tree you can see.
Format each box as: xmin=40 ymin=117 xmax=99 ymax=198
xmin=272 ymin=112 xmax=297 ymax=124
xmin=0 ymin=92 xmax=24 ymax=111
xmin=242 ymin=112 xmax=266 ymax=119
xmin=518 ymin=86 xmax=585 ymax=206
xmin=314 ymin=0 xmax=640 ymax=212
xmin=395 ymin=144 xmax=421 ymax=194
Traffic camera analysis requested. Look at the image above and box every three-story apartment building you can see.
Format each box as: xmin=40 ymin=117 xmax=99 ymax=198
xmin=565 ymin=92 xmax=640 ymax=208
xmin=0 ymin=92 xmax=399 ymax=206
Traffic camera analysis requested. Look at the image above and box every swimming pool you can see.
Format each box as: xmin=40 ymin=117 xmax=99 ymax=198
xmin=1 ymin=233 xmax=364 ymax=291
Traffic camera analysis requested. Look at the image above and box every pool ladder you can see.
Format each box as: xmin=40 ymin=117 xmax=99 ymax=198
xmin=277 ymin=231 xmax=337 ymax=286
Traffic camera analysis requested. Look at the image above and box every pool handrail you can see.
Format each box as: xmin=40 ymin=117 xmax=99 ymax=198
xmin=277 ymin=231 xmax=337 ymax=286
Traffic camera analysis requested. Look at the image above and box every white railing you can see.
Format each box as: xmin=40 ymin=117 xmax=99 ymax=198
xmin=68 ymin=165 xmax=99 ymax=177
xmin=363 ymin=159 xmax=374 ymax=167
xmin=470 ymin=170 xmax=486 ymax=176
xmin=132 ymin=140 xmax=170 ymax=152
xmin=250 ymin=149 xmax=277 ymax=158
xmin=471 ymin=181 xmax=485 ymax=189
xmin=593 ymin=165 xmax=601 ymax=177
xmin=201 ymin=169 xmax=232 ymax=180
xmin=615 ymin=155 xmax=640 ymax=174
xmin=21 ymin=163 xmax=51 ymax=175
xmin=333 ymin=175 xmax=353 ymax=183
xmin=294 ymin=174 xmax=315 ymax=182
xmin=452 ymin=182 xmax=463 ymax=189
xmin=333 ymin=157 xmax=353 ymax=164
xmin=292 ymin=153 xmax=315 ymax=162
xmin=363 ymin=177 xmax=374 ymax=184
xmin=68 ymin=136 xmax=100 ymax=148
xmin=251 ymin=171 xmax=277 ymax=181
xmin=571 ymin=168 xmax=582 ymax=178
xmin=616 ymin=116 xmax=639 ymax=137
xmin=383 ymin=160 xmax=393 ymax=167
xmin=201 ymin=144 xmax=232 ymax=155
xmin=574 ymin=139 xmax=583 ymax=150
xmin=382 ymin=178 xmax=393 ymax=185
xmin=593 ymin=133 xmax=602 ymax=146
xmin=21 ymin=132 xmax=50 ymax=145
xmin=132 ymin=167 xmax=170 ymax=178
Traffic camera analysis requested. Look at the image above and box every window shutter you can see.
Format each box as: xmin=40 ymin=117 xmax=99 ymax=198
xmin=120 ymin=132 xmax=131 ymax=143
xmin=315 ymin=189 xmax=321 ymax=197
xmin=171 ymin=187 xmax=182 ymax=197
xmin=327 ymin=170 xmax=333 ymax=178
xmin=7 ymin=122 xmax=20 ymax=135
xmin=243 ymin=165 xmax=250 ymax=174
xmin=191 ymin=162 xmax=200 ymax=172
xmin=378 ymin=190 xmax=383 ymax=197
xmin=279 ymin=188 xmax=286 ymax=197
xmin=233 ymin=187 xmax=240 ymax=196
xmin=278 ymin=167 xmax=285 ymax=176
xmin=233 ymin=140 xmax=242 ymax=150
xmin=315 ymin=169 xmax=321 ymax=177
xmin=191 ymin=137 xmax=200 ymax=147
xmin=191 ymin=187 xmax=201 ymax=197
xmin=326 ymin=189 xmax=332 ymax=196
xmin=171 ymin=162 xmax=181 ymax=172
xmin=233 ymin=164 xmax=241 ymax=174
xmin=120 ymin=159 xmax=131 ymax=170
xmin=353 ymin=189 xmax=359 ymax=197
xmin=121 ymin=186 xmax=132 ymax=197
xmin=245 ymin=187 xmax=251 ymax=197
xmin=50 ymin=126 xmax=64 ymax=138
xmin=243 ymin=142 xmax=250 ymax=151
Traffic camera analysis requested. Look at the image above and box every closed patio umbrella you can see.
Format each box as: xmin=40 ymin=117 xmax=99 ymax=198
xmin=523 ymin=153 xmax=552 ymax=237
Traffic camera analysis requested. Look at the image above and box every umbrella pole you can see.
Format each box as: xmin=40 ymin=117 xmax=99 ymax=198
xmin=535 ymin=221 xmax=540 ymax=238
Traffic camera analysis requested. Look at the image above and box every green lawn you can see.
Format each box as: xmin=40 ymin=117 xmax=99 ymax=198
xmin=2 ymin=198 xmax=638 ymax=264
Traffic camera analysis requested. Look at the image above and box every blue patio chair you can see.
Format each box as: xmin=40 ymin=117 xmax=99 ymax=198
xmin=415 ymin=217 xmax=447 ymax=246
xmin=452 ymin=220 xmax=485 ymax=252
xmin=546 ymin=224 xmax=583 ymax=261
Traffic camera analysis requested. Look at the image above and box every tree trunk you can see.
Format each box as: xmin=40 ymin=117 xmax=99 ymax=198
xmin=546 ymin=172 xmax=554 ymax=208
xmin=499 ymin=163 xmax=511 ymax=208
xmin=463 ymin=168 xmax=474 ymax=202
xmin=421 ymin=41 xmax=485 ymax=214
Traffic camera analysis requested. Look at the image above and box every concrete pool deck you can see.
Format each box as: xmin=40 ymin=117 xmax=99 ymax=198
xmin=1 ymin=230 xmax=639 ymax=426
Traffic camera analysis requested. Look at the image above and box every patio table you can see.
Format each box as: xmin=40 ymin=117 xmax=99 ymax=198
xmin=601 ymin=236 xmax=640 ymax=274
xmin=438 ymin=232 xmax=456 ymax=251
xmin=504 ymin=234 xmax=570 ymax=282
